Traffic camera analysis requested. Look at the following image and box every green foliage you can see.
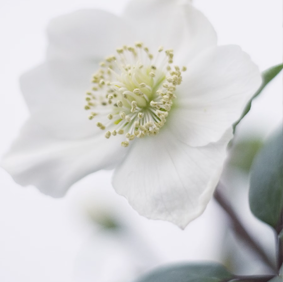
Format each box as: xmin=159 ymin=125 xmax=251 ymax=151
xmin=134 ymin=263 xmax=233 ymax=282
xmin=228 ymin=138 xmax=263 ymax=173
xmin=233 ymin=64 xmax=283 ymax=132
xmin=268 ymin=277 xmax=282 ymax=282
xmin=249 ymin=127 xmax=283 ymax=230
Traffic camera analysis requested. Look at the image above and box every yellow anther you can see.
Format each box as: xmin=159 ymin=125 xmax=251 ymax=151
xmin=120 ymin=112 xmax=126 ymax=119
xmin=121 ymin=141 xmax=129 ymax=147
xmin=96 ymin=122 xmax=105 ymax=130
xmin=116 ymin=48 xmax=124 ymax=53
xmin=85 ymin=43 xmax=183 ymax=144
xmin=118 ymin=129 xmax=124 ymax=135
xmin=105 ymin=131 xmax=111 ymax=139
xmin=133 ymin=89 xmax=143 ymax=96
xmin=135 ymin=41 xmax=143 ymax=48
xmin=117 ymin=101 xmax=123 ymax=107
xmin=131 ymin=101 xmax=137 ymax=112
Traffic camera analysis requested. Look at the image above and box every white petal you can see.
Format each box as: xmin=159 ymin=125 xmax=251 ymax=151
xmin=47 ymin=9 xmax=133 ymax=61
xmin=169 ymin=45 xmax=262 ymax=147
xmin=1 ymin=119 xmax=126 ymax=197
xmin=112 ymin=128 xmax=233 ymax=229
xmin=123 ymin=0 xmax=217 ymax=64
xmin=20 ymin=63 xmax=103 ymax=139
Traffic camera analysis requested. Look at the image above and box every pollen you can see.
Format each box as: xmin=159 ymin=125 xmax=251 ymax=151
xmin=84 ymin=42 xmax=185 ymax=147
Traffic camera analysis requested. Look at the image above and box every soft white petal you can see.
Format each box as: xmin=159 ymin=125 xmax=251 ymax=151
xmin=47 ymin=9 xmax=134 ymax=61
xmin=168 ymin=45 xmax=261 ymax=147
xmin=112 ymin=128 xmax=233 ymax=228
xmin=1 ymin=118 xmax=126 ymax=197
xmin=123 ymin=0 xmax=217 ymax=64
xmin=20 ymin=63 xmax=103 ymax=139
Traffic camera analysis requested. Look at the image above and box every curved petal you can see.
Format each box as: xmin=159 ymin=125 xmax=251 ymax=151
xmin=112 ymin=128 xmax=233 ymax=229
xmin=123 ymin=0 xmax=217 ymax=64
xmin=47 ymin=9 xmax=134 ymax=61
xmin=20 ymin=63 xmax=105 ymax=139
xmin=168 ymin=45 xmax=261 ymax=147
xmin=1 ymin=118 xmax=126 ymax=197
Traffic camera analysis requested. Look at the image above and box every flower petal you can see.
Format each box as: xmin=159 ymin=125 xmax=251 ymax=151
xmin=123 ymin=0 xmax=217 ymax=64
xmin=1 ymin=118 xmax=126 ymax=197
xmin=20 ymin=63 xmax=103 ymax=139
xmin=47 ymin=9 xmax=134 ymax=61
xmin=169 ymin=45 xmax=261 ymax=147
xmin=112 ymin=128 xmax=233 ymax=229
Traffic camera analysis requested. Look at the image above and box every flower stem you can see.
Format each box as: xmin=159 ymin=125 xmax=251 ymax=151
xmin=214 ymin=184 xmax=276 ymax=273
xmin=231 ymin=275 xmax=276 ymax=282
xmin=278 ymin=236 xmax=283 ymax=272
xmin=276 ymin=212 xmax=283 ymax=272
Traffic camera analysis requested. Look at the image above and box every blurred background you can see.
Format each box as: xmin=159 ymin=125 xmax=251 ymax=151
xmin=0 ymin=0 xmax=282 ymax=281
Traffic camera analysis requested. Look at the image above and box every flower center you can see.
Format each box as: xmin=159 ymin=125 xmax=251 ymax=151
xmin=84 ymin=42 xmax=186 ymax=147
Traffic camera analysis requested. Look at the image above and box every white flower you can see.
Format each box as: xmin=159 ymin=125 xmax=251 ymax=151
xmin=2 ymin=0 xmax=261 ymax=228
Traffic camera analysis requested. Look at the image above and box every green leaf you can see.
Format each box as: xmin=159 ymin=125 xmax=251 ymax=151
xmin=227 ymin=138 xmax=263 ymax=173
xmin=249 ymin=127 xmax=283 ymax=230
xmin=233 ymin=64 xmax=283 ymax=132
xmin=268 ymin=277 xmax=282 ymax=282
xmin=134 ymin=263 xmax=234 ymax=282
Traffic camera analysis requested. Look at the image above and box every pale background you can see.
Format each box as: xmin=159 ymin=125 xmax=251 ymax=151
xmin=0 ymin=0 xmax=282 ymax=281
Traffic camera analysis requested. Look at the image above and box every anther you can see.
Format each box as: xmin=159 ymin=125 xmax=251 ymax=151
xmin=117 ymin=101 xmax=123 ymax=107
xmin=121 ymin=141 xmax=129 ymax=147
xmin=105 ymin=131 xmax=111 ymax=139
xmin=118 ymin=129 xmax=124 ymax=135
xmin=86 ymin=43 xmax=183 ymax=145
xmin=120 ymin=112 xmax=126 ymax=119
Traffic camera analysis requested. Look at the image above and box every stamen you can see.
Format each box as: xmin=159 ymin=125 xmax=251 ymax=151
xmin=85 ymin=42 xmax=184 ymax=147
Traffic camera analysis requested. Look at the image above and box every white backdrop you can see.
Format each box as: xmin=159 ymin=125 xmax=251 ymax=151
xmin=0 ymin=0 xmax=282 ymax=281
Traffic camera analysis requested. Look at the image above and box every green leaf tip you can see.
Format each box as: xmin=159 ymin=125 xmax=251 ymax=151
xmin=134 ymin=262 xmax=234 ymax=282
xmin=233 ymin=63 xmax=283 ymax=133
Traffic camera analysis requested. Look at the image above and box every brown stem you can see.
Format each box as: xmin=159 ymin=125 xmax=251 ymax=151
xmin=231 ymin=276 xmax=276 ymax=282
xmin=277 ymin=233 xmax=283 ymax=272
xmin=276 ymin=211 xmax=283 ymax=272
xmin=214 ymin=184 xmax=276 ymax=273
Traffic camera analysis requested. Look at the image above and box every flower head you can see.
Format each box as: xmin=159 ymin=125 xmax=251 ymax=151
xmin=1 ymin=0 xmax=261 ymax=228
